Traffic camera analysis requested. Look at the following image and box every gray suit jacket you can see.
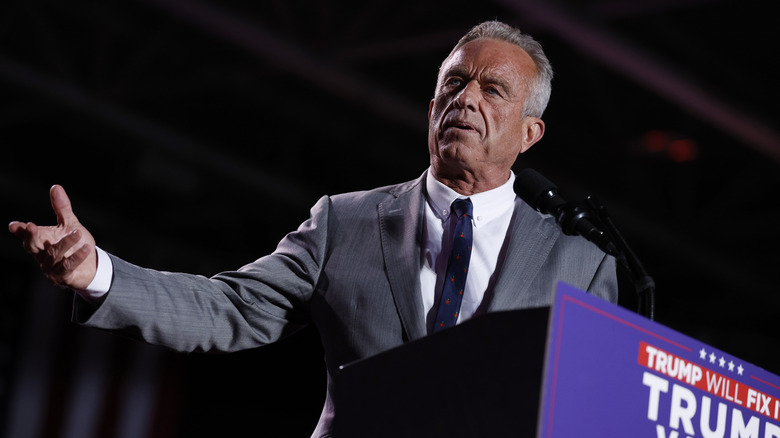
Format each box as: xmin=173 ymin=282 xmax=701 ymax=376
xmin=74 ymin=171 xmax=617 ymax=437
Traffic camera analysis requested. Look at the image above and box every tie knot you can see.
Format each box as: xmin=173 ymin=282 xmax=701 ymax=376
xmin=452 ymin=198 xmax=473 ymax=219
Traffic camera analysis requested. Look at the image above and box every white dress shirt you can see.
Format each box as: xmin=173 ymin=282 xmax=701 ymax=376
xmin=79 ymin=245 xmax=112 ymax=301
xmin=420 ymin=170 xmax=516 ymax=332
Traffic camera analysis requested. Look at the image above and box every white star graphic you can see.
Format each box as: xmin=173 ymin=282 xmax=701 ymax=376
xmin=738 ymin=365 xmax=744 ymax=376
xmin=719 ymin=357 xmax=726 ymax=368
xmin=699 ymin=348 xmax=707 ymax=360
xmin=710 ymin=352 xmax=717 ymax=364
xmin=728 ymin=361 xmax=735 ymax=372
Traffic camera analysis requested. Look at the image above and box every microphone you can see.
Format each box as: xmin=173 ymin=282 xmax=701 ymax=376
xmin=515 ymin=168 xmax=619 ymax=256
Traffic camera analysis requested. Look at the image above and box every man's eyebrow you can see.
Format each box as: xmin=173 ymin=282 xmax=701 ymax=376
xmin=442 ymin=65 xmax=469 ymax=79
xmin=483 ymin=75 xmax=512 ymax=94
xmin=441 ymin=66 xmax=514 ymax=94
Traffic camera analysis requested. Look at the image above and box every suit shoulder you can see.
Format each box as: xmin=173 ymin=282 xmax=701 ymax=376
xmin=329 ymin=174 xmax=424 ymax=207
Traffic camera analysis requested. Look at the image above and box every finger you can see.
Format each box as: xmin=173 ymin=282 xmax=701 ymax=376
xmin=40 ymin=229 xmax=82 ymax=266
xmin=63 ymin=243 xmax=91 ymax=274
xmin=46 ymin=243 xmax=91 ymax=288
xmin=9 ymin=221 xmax=36 ymax=253
xmin=8 ymin=220 xmax=29 ymax=236
xmin=53 ymin=243 xmax=91 ymax=285
xmin=14 ymin=222 xmax=43 ymax=254
xmin=50 ymin=185 xmax=78 ymax=227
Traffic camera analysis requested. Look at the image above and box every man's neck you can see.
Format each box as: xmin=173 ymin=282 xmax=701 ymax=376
xmin=430 ymin=166 xmax=511 ymax=196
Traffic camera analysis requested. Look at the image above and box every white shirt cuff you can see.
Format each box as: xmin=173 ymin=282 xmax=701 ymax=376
xmin=74 ymin=246 xmax=113 ymax=302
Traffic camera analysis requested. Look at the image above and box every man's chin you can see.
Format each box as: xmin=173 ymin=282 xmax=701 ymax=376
xmin=437 ymin=142 xmax=480 ymax=163
xmin=431 ymin=154 xmax=475 ymax=178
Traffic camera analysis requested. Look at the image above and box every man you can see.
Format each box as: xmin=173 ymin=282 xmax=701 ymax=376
xmin=9 ymin=20 xmax=617 ymax=437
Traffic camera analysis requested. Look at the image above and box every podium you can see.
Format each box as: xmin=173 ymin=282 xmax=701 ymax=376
xmin=334 ymin=282 xmax=780 ymax=437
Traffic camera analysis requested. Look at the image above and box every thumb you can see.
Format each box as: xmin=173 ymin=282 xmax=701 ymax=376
xmin=50 ymin=185 xmax=78 ymax=227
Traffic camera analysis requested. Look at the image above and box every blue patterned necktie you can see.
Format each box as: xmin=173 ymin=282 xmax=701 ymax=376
xmin=434 ymin=198 xmax=473 ymax=332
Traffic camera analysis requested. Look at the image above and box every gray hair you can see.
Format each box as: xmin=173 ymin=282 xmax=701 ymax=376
xmin=445 ymin=20 xmax=554 ymax=118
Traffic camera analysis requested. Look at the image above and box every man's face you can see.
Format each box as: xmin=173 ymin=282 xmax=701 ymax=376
xmin=428 ymin=38 xmax=542 ymax=182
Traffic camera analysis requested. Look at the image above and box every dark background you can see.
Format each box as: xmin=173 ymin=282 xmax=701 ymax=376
xmin=2 ymin=0 xmax=778 ymax=436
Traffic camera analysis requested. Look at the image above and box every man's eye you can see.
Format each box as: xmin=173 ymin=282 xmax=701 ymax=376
xmin=446 ymin=78 xmax=462 ymax=87
xmin=486 ymin=87 xmax=499 ymax=95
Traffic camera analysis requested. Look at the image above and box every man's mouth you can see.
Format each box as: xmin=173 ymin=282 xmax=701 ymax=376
xmin=444 ymin=120 xmax=477 ymax=132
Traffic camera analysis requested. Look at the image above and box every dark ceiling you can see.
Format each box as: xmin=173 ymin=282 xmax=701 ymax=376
xmin=2 ymin=0 xmax=779 ymax=436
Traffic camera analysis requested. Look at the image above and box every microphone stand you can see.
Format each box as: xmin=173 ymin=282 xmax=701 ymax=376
xmin=565 ymin=196 xmax=656 ymax=320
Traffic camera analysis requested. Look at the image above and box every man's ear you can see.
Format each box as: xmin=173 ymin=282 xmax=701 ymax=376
xmin=519 ymin=117 xmax=545 ymax=153
xmin=428 ymin=99 xmax=435 ymax=121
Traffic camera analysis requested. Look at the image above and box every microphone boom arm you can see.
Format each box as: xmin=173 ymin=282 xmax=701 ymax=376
xmin=583 ymin=196 xmax=656 ymax=320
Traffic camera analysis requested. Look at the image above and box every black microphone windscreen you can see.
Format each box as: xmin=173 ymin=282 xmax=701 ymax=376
xmin=515 ymin=168 xmax=557 ymax=211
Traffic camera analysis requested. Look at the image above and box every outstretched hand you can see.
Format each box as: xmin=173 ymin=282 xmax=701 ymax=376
xmin=9 ymin=185 xmax=97 ymax=290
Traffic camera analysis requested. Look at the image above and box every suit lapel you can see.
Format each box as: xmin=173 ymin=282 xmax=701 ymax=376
xmin=378 ymin=177 xmax=427 ymax=342
xmin=488 ymin=198 xmax=560 ymax=311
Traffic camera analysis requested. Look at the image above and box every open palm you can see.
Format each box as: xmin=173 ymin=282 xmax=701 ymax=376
xmin=9 ymin=185 xmax=97 ymax=289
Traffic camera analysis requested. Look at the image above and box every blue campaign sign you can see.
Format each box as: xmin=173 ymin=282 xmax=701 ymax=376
xmin=538 ymin=282 xmax=780 ymax=438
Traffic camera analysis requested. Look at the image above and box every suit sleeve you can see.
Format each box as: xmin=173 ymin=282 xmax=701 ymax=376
xmin=72 ymin=195 xmax=332 ymax=353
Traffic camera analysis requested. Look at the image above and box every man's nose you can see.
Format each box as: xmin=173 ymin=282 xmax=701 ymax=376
xmin=453 ymin=81 xmax=480 ymax=111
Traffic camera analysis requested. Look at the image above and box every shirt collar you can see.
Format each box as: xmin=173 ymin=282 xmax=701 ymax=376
xmin=425 ymin=169 xmax=517 ymax=227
